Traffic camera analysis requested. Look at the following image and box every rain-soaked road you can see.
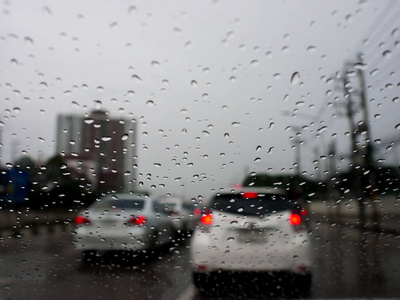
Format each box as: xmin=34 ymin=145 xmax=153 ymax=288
xmin=1 ymin=216 xmax=400 ymax=300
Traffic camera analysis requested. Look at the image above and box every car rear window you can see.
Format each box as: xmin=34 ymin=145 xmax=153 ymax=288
xmin=92 ymin=199 xmax=145 ymax=210
xmin=211 ymin=193 xmax=291 ymax=216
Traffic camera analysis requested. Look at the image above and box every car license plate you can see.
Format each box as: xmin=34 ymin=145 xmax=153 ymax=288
xmin=237 ymin=228 xmax=267 ymax=244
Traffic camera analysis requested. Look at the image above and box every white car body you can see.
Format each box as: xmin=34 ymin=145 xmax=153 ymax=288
xmin=156 ymin=196 xmax=198 ymax=232
xmin=73 ymin=193 xmax=175 ymax=255
xmin=190 ymin=187 xmax=313 ymax=294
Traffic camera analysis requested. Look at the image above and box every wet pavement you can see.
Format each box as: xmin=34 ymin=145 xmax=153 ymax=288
xmin=0 ymin=213 xmax=399 ymax=299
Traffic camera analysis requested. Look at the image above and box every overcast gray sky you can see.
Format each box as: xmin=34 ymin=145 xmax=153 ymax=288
xmin=1 ymin=0 xmax=399 ymax=199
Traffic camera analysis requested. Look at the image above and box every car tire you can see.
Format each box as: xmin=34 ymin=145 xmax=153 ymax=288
xmin=193 ymin=272 xmax=215 ymax=295
xmin=293 ymin=273 xmax=312 ymax=298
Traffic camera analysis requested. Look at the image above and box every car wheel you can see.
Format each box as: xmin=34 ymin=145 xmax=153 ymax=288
xmin=293 ymin=273 xmax=312 ymax=298
xmin=193 ymin=272 xmax=215 ymax=295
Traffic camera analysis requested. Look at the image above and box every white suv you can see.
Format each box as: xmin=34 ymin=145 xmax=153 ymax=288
xmin=190 ymin=187 xmax=313 ymax=297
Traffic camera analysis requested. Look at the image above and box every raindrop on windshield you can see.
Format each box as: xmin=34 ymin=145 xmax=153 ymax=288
xmin=131 ymin=75 xmax=143 ymax=83
xmin=146 ymin=100 xmax=155 ymax=106
xmin=291 ymin=72 xmax=300 ymax=84
xmin=151 ymin=61 xmax=160 ymax=68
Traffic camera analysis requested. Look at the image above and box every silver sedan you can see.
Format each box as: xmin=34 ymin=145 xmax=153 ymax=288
xmin=73 ymin=193 xmax=175 ymax=261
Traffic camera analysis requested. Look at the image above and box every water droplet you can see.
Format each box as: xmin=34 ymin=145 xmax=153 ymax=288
xmin=154 ymin=163 xmax=161 ymax=167
xmin=39 ymin=82 xmax=48 ymax=89
xmin=63 ymin=90 xmax=72 ymax=96
xmin=13 ymin=107 xmax=21 ymax=114
xmin=273 ymin=73 xmax=281 ymax=79
xmin=85 ymin=118 xmax=94 ymax=124
xmin=185 ymin=41 xmax=193 ymax=49
xmin=369 ymin=69 xmax=379 ymax=76
xmin=162 ymin=79 xmax=169 ymax=85
xmin=268 ymin=147 xmax=274 ymax=154
xmin=296 ymin=101 xmax=305 ymax=107
xmin=254 ymin=157 xmax=261 ymax=162
xmin=146 ymin=100 xmax=155 ymax=106
xmin=291 ymin=72 xmax=300 ymax=84
xmin=282 ymin=46 xmax=290 ymax=53
xmin=173 ymin=27 xmax=182 ymax=34
xmin=191 ymin=80 xmax=198 ymax=87
xmin=127 ymin=90 xmax=135 ymax=97
xmin=97 ymin=86 xmax=104 ymax=92
xmin=231 ymin=122 xmax=241 ymax=127
xmin=317 ymin=126 xmax=327 ymax=134
xmin=43 ymin=6 xmax=52 ymax=15
xmin=256 ymin=146 xmax=262 ymax=152
xmin=10 ymin=58 xmax=18 ymax=66
xmin=222 ymin=105 xmax=228 ymax=110
xmin=132 ymin=75 xmax=143 ymax=83
xmin=203 ymin=67 xmax=210 ymax=74
xmin=24 ymin=36 xmax=34 ymax=45
xmin=128 ymin=5 xmax=137 ymax=14
xmin=307 ymin=45 xmax=317 ymax=53
xmin=251 ymin=60 xmax=259 ymax=67
xmin=383 ymin=50 xmax=392 ymax=58
xmin=102 ymin=136 xmax=112 ymax=142
xmin=151 ymin=61 xmax=160 ymax=68
xmin=109 ymin=21 xmax=118 ymax=28
xmin=354 ymin=63 xmax=367 ymax=70
xmin=229 ymin=76 xmax=237 ymax=82
xmin=202 ymin=93 xmax=209 ymax=99
xmin=227 ymin=31 xmax=235 ymax=40
xmin=393 ymin=97 xmax=399 ymax=103
xmin=395 ymin=123 xmax=400 ymax=130
xmin=122 ymin=134 xmax=129 ymax=141
xmin=224 ymin=133 xmax=230 ymax=138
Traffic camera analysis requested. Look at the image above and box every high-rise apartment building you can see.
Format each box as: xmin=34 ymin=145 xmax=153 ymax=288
xmin=56 ymin=110 xmax=137 ymax=192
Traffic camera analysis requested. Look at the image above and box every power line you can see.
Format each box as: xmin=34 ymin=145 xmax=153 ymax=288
xmin=353 ymin=0 xmax=398 ymax=56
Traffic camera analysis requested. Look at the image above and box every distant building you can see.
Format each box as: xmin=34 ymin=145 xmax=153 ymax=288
xmin=56 ymin=110 xmax=137 ymax=192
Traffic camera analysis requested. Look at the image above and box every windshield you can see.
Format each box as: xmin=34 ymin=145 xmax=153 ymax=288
xmin=212 ymin=193 xmax=290 ymax=216
xmin=91 ymin=199 xmax=145 ymax=211
xmin=1 ymin=1 xmax=399 ymax=299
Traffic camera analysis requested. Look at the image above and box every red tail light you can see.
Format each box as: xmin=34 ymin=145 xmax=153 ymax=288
xmin=201 ymin=213 xmax=213 ymax=225
xmin=243 ymin=192 xmax=258 ymax=199
xmin=290 ymin=213 xmax=302 ymax=226
xmin=128 ymin=215 xmax=147 ymax=226
xmin=75 ymin=215 xmax=91 ymax=225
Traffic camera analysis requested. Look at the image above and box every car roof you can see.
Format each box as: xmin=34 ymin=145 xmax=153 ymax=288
xmin=156 ymin=196 xmax=183 ymax=203
xmin=216 ymin=187 xmax=287 ymax=195
xmin=101 ymin=192 xmax=152 ymax=200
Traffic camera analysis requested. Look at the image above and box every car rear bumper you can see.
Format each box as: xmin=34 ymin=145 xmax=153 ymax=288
xmin=73 ymin=228 xmax=154 ymax=251
xmin=191 ymin=231 xmax=312 ymax=274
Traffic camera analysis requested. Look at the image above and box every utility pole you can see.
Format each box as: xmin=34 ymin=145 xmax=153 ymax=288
xmin=356 ymin=53 xmax=378 ymax=229
xmin=342 ymin=70 xmax=366 ymax=226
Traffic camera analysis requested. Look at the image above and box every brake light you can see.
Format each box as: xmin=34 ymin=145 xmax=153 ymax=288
xmin=75 ymin=215 xmax=91 ymax=225
xmin=290 ymin=213 xmax=302 ymax=226
xmin=300 ymin=209 xmax=307 ymax=216
xmin=194 ymin=208 xmax=201 ymax=215
xmin=128 ymin=215 xmax=147 ymax=226
xmin=243 ymin=192 xmax=258 ymax=198
xmin=201 ymin=213 xmax=213 ymax=225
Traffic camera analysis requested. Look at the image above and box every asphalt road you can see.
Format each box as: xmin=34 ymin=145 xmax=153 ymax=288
xmin=1 ymin=215 xmax=400 ymax=300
